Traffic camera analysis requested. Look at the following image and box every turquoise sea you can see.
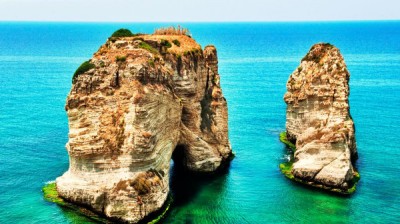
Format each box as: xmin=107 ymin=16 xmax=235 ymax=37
xmin=0 ymin=22 xmax=399 ymax=223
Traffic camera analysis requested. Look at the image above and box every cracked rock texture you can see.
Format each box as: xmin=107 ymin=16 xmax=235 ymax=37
xmin=284 ymin=43 xmax=358 ymax=192
xmin=56 ymin=33 xmax=231 ymax=223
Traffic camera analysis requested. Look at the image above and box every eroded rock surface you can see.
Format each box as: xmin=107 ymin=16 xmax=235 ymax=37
xmin=56 ymin=32 xmax=231 ymax=223
xmin=283 ymin=43 xmax=358 ymax=193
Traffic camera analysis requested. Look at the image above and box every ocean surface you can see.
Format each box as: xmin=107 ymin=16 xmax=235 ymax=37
xmin=0 ymin=22 xmax=399 ymax=223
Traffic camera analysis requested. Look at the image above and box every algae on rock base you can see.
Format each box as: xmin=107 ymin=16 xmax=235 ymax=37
xmin=43 ymin=182 xmax=66 ymax=205
xmin=278 ymin=132 xmax=360 ymax=195
xmin=279 ymin=162 xmax=294 ymax=180
xmin=42 ymin=182 xmax=172 ymax=223
xmin=279 ymin=131 xmax=296 ymax=150
xmin=279 ymin=131 xmax=295 ymax=180
xmin=42 ymin=182 xmax=109 ymax=223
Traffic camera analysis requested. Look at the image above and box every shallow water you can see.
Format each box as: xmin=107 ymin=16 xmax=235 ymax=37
xmin=0 ymin=22 xmax=399 ymax=223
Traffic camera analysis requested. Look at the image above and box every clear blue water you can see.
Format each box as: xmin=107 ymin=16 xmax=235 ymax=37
xmin=0 ymin=22 xmax=399 ymax=223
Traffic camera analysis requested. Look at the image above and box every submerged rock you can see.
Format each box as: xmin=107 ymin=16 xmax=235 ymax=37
xmin=282 ymin=43 xmax=359 ymax=194
xmin=56 ymin=29 xmax=232 ymax=223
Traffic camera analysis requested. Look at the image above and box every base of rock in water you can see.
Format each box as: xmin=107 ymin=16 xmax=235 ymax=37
xmin=279 ymin=132 xmax=360 ymax=195
xmin=42 ymin=182 xmax=172 ymax=223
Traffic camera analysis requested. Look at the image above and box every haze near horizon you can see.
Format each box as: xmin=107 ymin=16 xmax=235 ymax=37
xmin=0 ymin=0 xmax=399 ymax=22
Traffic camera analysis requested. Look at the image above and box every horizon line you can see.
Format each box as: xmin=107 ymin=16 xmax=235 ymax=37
xmin=0 ymin=19 xmax=399 ymax=23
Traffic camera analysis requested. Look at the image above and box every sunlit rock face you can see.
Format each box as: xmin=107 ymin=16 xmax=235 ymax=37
xmin=56 ymin=33 xmax=232 ymax=223
xmin=284 ymin=43 xmax=358 ymax=193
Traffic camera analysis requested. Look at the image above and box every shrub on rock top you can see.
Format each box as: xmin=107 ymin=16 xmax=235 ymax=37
xmin=72 ymin=60 xmax=95 ymax=84
xmin=111 ymin=28 xmax=134 ymax=38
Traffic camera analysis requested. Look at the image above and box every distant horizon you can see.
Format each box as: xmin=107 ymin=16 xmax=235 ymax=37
xmin=1 ymin=19 xmax=399 ymax=23
xmin=1 ymin=0 xmax=398 ymax=22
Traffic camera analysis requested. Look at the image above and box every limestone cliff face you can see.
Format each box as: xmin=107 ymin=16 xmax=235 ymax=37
xmin=283 ymin=43 xmax=358 ymax=193
xmin=56 ymin=33 xmax=231 ymax=223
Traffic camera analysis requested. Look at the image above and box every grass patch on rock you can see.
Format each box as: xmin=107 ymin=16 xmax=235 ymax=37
xmin=139 ymin=42 xmax=158 ymax=54
xmin=116 ymin=55 xmax=127 ymax=62
xmin=172 ymin=39 xmax=180 ymax=47
xmin=148 ymin=59 xmax=155 ymax=67
xmin=160 ymin=39 xmax=172 ymax=48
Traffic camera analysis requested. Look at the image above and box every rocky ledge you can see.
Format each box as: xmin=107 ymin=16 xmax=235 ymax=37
xmin=56 ymin=28 xmax=232 ymax=223
xmin=281 ymin=43 xmax=359 ymax=194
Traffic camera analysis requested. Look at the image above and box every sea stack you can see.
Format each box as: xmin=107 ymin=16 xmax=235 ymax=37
xmin=281 ymin=43 xmax=359 ymax=194
xmin=56 ymin=28 xmax=232 ymax=223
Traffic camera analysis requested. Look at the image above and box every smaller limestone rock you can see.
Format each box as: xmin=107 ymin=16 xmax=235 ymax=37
xmin=282 ymin=43 xmax=359 ymax=194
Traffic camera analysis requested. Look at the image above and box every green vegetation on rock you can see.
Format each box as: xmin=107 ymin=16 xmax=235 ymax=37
xmin=138 ymin=42 xmax=158 ymax=54
xmin=301 ymin=43 xmax=334 ymax=63
xmin=279 ymin=162 xmax=294 ymax=179
xmin=160 ymin=39 xmax=172 ymax=48
xmin=279 ymin=132 xmax=296 ymax=150
xmin=172 ymin=39 xmax=180 ymax=47
xmin=347 ymin=171 xmax=360 ymax=194
xmin=42 ymin=182 xmax=171 ymax=223
xmin=278 ymin=132 xmax=360 ymax=195
xmin=147 ymin=195 xmax=173 ymax=224
xmin=116 ymin=55 xmax=127 ymax=62
xmin=111 ymin=28 xmax=134 ymax=37
xmin=184 ymin=48 xmax=202 ymax=56
xmin=42 ymin=182 xmax=65 ymax=205
xmin=148 ymin=59 xmax=155 ymax=67
xmin=72 ymin=60 xmax=95 ymax=84
xmin=278 ymin=132 xmax=296 ymax=182
xmin=43 ymin=182 xmax=108 ymax=222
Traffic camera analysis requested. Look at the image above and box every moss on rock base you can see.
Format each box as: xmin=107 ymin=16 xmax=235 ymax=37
xmin=42 ymin=182 xmax=172 ymax=223
xmin=279 ymin=162 xmax=294 ymax=180
xmin=143 ymin=196 xmax=172 ymax=224
xmin=42 ymin=182 xmax=108 ymax=223
xmin=43 ymin=182 xmax=66 ymax=205
xmin=278 ymin=132 xmax=360 ymax=195
xmin=279 ymin=131 xmax=296 ymax=150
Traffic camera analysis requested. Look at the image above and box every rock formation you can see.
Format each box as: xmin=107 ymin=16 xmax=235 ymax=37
xmin=282 ymin=43 xmax=359 ymax=194
xmin=56 ymin=30 xmax=232 ymax=223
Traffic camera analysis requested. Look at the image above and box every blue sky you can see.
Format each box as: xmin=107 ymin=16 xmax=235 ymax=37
xmin=0 ymin=0 xmax=399 ymax=22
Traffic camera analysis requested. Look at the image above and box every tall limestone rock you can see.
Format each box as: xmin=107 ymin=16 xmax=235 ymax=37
xmin=282 ymin=43 xmax=359 ymax=194
xmin=56 ymin=29 xmax=232 ymax=223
